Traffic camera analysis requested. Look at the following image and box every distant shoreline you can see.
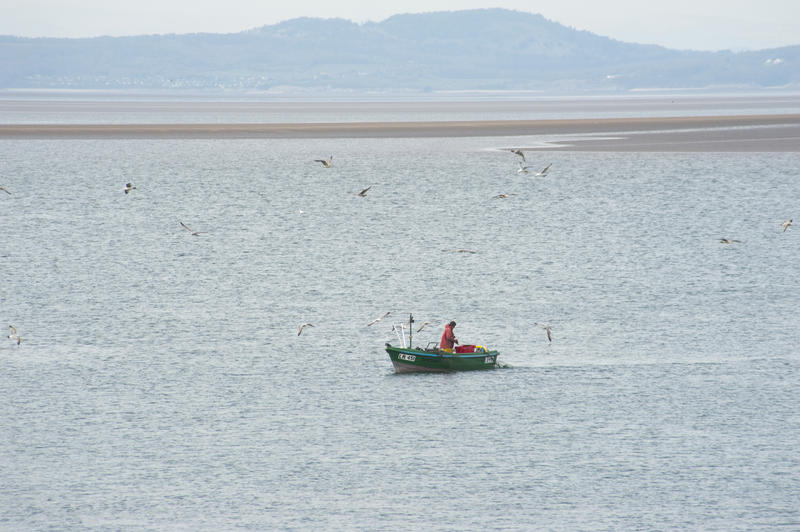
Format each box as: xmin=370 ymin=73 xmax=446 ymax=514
xmin=1 ymin=114 xmax=799 ymax=151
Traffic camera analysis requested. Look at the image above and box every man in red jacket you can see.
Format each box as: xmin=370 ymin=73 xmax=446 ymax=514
xmin=440 ymin=321 xmax=458 ymax=351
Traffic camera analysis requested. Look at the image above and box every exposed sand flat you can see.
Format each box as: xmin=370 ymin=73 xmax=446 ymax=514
xmin=1 ymin=114 xmax=799 ymax=151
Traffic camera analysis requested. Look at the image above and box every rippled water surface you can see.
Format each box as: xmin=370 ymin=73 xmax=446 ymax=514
xmin=1 ymin=104 xmax=800 ymax=530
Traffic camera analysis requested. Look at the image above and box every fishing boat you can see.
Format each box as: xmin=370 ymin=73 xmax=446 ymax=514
xmin=385 ymin=315 xmax=499 ymax=373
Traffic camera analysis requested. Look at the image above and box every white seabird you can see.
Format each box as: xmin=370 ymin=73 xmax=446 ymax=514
xmin=8 ymin=325 xmax=21 ymax=345
xmin=298 ymin=323 xmax=314 ymax=336
xmin=535 ymin=322 xmax=552 ymax=342
xmin=314 ymin=156 xmax=333 ymax=168
xmin=0 ymin=185 xmax=11 ymax=195
xmin=179 ymin=221 xmax=205 ymax=236
xmin=358 ymin=185 xmax=372 ymax=197
xmin=367 ymin=311 xmax=391 ymax=326
xmin=534 ymin=163 xmax=552 ymax=177
xmin=124 ymin=182 xmax=136 ymax=194
xmin=782 ymin=219 xmax=792 ymax=232
xmin=416 ymin=321 xmax=433 ymax=332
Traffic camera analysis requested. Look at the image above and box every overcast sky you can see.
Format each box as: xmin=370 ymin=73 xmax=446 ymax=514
xmin=2 ymin=0 xmax=798 ymax=51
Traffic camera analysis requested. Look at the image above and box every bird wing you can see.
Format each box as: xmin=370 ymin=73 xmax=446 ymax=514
xmin=535 ymin=322 xmax=553 ymax=342
xmin=367 ymin=312 xmax=390 ymax=326
xmin=180 ymin=221 xmax=193 ymax=232
xmin=359 ymin=186 xmax=372 ymax=196
xmin=9 ymin=325 xmax=16 ymax=335
xmin=0 ymin=185 xmax=10 ymax=194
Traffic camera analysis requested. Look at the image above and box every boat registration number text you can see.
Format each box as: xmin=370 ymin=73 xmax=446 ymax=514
xmin=398 ymin=353 xmax=416 ymax=362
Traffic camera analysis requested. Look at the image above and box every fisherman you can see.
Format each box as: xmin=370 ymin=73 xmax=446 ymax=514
xmin=440 ymin=321 xmax=458 ymax=352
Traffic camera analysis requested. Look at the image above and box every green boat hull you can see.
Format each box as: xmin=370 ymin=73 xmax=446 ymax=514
xmin=385 ymin=343 xmax=499 ymax=373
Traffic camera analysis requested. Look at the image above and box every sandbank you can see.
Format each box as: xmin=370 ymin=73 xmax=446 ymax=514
xmin=1 ymin=114 xmax=799 ymax=151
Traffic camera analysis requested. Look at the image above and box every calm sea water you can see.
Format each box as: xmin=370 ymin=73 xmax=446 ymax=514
xmin=1 ymin=100 xmax=800 ymax=530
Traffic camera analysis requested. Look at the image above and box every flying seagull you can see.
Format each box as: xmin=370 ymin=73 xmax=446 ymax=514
xmin=517 ymin=162 xmax=530 ymax=174
xmin=8 ymin=325 xmax=21 ymax=345
xmin=314 ymin=155 xmax=333 ymax=168
xmin=0 ymin=185 xmax=10 ymax=195
xmin=416 ymin=321 xmax=434 ymax=332
xmin=297 ymin=323 xmax=314 ymax=336
xmin=123 ymin=182 xmax=136 ymax=194
xmin=534 ymin=163 xmax=552 ymax=177
xmin=782 ymin=219 xmax=792 ymax=232
xmin=510 ymin=149 xmax=526 ymax=161
xmin=367 ymin=311 xmax=391 ymax=326
xmin=535 ymin=322 xmax=552 ymax=342
xmin=179 ymin=221 xmax=205 ymax=236
xmin=358 ymin=185 xmax=372 ymax=197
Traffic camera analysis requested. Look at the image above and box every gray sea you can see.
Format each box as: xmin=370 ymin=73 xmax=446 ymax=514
xmin=1 ymin=96 xmax=800 ymax=530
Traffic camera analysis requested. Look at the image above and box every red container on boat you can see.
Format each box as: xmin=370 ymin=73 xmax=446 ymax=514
xmin=455 ymin=344 xmax=476 ymax=353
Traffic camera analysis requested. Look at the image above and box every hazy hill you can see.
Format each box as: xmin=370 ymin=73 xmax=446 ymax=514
xmin=1 ymin=8 xmax=797 ymax=92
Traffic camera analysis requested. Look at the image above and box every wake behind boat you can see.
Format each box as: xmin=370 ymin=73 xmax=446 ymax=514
xmin=385 ymin=314 xmax=499 ymax=373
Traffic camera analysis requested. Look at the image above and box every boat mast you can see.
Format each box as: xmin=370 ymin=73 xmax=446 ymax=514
xmin=408 ymin=313 xmax=414 ymax=347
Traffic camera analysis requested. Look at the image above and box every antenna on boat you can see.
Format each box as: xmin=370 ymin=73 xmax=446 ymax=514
xmin=409 ymin=314 xmax=414 ymax=347
xmin=392 ymin=322 xmax=407 ymax=348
